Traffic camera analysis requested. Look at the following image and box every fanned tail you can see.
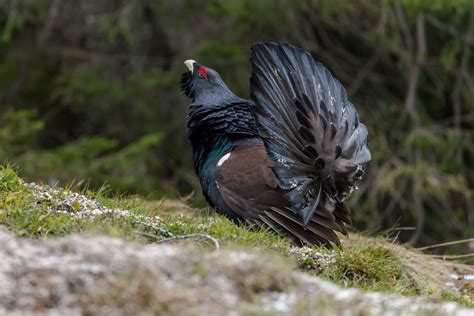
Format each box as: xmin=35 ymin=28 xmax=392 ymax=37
xmin=250 ymin=43 xmax=371 ymax=239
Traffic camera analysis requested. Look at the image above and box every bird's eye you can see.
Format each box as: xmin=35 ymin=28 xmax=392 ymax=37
xmin=197 ymin=67 xmax=208 ymax=80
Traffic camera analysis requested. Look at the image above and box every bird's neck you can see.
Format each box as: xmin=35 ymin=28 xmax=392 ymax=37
xmin=190 ymin=133 xmax=233 ymax=177
xmin=192 ymin=87 xmax=236 ymax=104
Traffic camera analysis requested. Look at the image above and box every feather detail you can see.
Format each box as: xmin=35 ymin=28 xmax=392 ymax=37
xmin=250 ymin=42 xmax=371 ymax=230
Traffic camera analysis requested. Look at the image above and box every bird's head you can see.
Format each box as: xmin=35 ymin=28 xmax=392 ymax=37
xmin=180 ymin=60 xmax=231 ymax=101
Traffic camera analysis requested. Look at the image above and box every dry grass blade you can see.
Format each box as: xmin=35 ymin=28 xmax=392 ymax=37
xmin=426 ymin=253 xmax=474 ymax=260
xmin=417 ymin=238 xmax=474 ymax=251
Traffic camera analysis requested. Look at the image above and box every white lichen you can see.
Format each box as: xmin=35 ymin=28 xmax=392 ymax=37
xmin=21 ymin=180 xmax=161 ymax=227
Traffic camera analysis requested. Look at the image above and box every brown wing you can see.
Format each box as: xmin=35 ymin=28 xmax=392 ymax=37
xmin=216 ymin=143 xmax=347 ymax=247
xmin=216 ymin=143 xmax=287 ymax=219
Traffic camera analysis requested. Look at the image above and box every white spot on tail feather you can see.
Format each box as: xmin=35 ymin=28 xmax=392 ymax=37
xmin=217 ymin=153 xmax=231 ymax=167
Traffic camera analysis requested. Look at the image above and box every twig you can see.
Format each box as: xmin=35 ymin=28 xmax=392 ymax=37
xmin=394 ymin=4 xmax=414 ymax=52
xmin=38 ymin=0 xmax=61 ymax=44
xmin=427 ymin=253 xmax=474 ymax=260
xmin=137 ymin=231 xmax=220 ymax=251
xmin=405 ymin=14 xmax=426 ymax=116
xmin=132 ymin=220 xmax=220 ymax=250
xmin=393 ymin=227 xmax=416 ymax=231
xmin=408 ymin=174 xmax=425 ymax=245
xmin=391 ymin=230 xmax=401 ymax=244
xmin=417 ymin=238 xmax=474 ymax=251
xmin=132 ymin=221 xmax=175 ymax=238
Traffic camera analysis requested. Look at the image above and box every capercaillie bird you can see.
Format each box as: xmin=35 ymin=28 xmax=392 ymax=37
xmin=181 ymin=43 xmax=371 ymax=247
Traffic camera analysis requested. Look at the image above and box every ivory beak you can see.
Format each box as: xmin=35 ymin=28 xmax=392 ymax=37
xmin=184 ymin=59 xmax=196 ymax=73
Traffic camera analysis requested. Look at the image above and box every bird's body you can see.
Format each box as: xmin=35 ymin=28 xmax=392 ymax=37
xmin=182 ymin=43 xmax=371 ymax=247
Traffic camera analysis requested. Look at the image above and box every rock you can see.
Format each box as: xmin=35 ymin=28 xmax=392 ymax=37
xmin=0 ymin=230 xmax=472 ymax=315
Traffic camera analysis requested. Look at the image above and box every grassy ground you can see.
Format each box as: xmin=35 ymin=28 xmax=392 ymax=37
xmin=0 ymin=165 xmax=472 ymax=309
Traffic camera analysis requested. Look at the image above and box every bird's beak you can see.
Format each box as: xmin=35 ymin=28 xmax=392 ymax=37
xmin=184 ymin=60 xmax=196 ymax=73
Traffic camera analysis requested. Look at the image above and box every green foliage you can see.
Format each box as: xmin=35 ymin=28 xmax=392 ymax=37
xmin=0 ymin=110 xmax=43 ymax=157
xmin=0 ymin=165 xmax=23 ymax=192
xmin=0 ymin=0 xmax=47 ymax=43
xmin=16 ymin=133 xmax=163 ymax=194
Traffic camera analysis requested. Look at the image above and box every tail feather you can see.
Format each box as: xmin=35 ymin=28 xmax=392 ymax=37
xmin=257 ymin=215 xmax=302 ymax=246
xmin=250 ymin=42 xmax=371 ymax=231
xmin=260 ymin=211 xmax=332 ymax=247
xmin=266 ymin=207 xmax=340 ymax=246
xmin=333 ymin=203 xmax=352 ymax=225
xmin=273 ymin=207 xmax=343 ymax=236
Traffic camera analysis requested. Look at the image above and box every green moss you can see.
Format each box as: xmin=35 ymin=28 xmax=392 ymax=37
xmin=0 ymin=165 xmax=24 ymax=192
xmin=291 ymin=244 xmax=419 ymax=294
xmin=441 ymin=291 xmax=473 ymax=308
xmin=326 ymin=246 xmax=407 ymax=290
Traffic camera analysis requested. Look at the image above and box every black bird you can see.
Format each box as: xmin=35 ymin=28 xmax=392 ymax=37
xmin=181 ymin=43 xmax=371 ymax=247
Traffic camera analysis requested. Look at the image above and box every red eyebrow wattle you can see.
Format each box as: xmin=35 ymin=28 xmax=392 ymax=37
xmin=198 ymin=67 xmax=208 ymax=79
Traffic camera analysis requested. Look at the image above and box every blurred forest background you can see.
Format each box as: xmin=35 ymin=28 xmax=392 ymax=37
xmin=1 ymin=0 xmax=473 ymax=252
